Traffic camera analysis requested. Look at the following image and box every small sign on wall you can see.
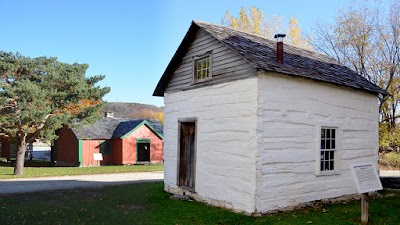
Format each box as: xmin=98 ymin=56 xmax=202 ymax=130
xmin=351 ymin=162 xmax=383 ymax=193
xmin=93 ymin=153 xmax=103 ymax=161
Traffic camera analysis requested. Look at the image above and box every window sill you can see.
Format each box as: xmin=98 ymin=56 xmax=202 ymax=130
xmin=315 ymin=171 xmax=340 ymax=177
xmin=193 ymin=77 xmax=213 ymax=85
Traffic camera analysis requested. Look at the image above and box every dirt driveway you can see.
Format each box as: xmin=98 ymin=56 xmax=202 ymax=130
xmin=0 ymin=171 xmax=163 ymax=195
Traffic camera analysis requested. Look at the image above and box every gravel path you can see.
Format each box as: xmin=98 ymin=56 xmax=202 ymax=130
xmin=0 ymin=170 xmax=398 ymax=195
xmin=0 ymin=171 xmax=163 ymax=195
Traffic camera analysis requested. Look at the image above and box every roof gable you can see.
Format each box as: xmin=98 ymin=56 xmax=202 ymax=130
xmin=153 ymin=20 xmax=386 ymax=97
xmin=112 ymin=119 xmax=163 ymax=139
xmin=153 ymin=22 xmax=201 ymax=96
xmin=72 ymin=118 xmax=163 ymax=140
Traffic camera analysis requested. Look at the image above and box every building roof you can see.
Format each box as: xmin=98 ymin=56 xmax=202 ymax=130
xmin=72 ymin=117 xmax=125 ymax=139
xmin=72 ymin=117 xmax=163 ymax=140
xmin=153 ymin=20 xmax=387 ymax=97
xmin=112 ymin=119 xmax=163 ymax=139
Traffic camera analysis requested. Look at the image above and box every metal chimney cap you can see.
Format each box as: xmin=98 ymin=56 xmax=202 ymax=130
xmin=274 ymin=34 xmax=286 ymax=38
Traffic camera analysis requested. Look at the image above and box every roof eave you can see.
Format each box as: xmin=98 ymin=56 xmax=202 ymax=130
xmin=258 ymin=69 xmax=388 ymax=97
xmin=120 ymin=120 xmax=163 ymax=139
xmin=153 ymin=21 xmax=201 ymax=97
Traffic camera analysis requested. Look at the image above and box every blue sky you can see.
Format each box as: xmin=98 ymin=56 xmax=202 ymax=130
xmin=0 ymin=0 xmax=351 ymax=106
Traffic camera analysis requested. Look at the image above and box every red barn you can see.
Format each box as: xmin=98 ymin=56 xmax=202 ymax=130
xmin=55 ymin=118 xmax=163 ymax=166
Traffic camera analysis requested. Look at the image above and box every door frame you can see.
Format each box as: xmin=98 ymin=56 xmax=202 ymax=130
xmin=177 ymin=117 xmax=197 ymax=191
xmin=136 ymin=138 xmax=151 ymax=163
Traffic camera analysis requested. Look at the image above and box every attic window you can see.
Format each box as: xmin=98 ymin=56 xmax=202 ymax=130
xmin=193 ymin=53 xmax=212 ymax=83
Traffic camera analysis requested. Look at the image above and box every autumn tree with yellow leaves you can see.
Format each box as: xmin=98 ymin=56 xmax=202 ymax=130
xmin=222 ymin=6 xmax=313 ymax=50
xmin=0 ymin=51 xmax=110 ymax=175
xmin=312 ymin=1 xmax=400 ymax=146
xmin=136 ymin=109 xmax=164 ymax=125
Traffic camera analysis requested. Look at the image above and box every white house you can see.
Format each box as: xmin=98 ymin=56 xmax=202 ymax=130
xmin=153 ymin=21 xmax=387 ymax=215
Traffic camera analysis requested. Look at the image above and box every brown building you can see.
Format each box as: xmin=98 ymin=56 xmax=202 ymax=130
xmin=0 ymin=135 xmax=11 ymax=159
xmin=55 ymin=118 xmax=163 ymax=166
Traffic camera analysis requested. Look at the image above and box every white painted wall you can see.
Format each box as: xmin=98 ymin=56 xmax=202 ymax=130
xmin=164 ymin=78 xmax=259 ymax=214
xmin=255 ymin=71 xmax=379 ymax=213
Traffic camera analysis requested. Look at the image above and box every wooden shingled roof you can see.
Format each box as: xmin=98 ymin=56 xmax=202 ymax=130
xmin=72 ymin=117 xmax=163 ymax=140
xmin=72 ymin=117 xmax=125 ymax=140
xmin=153 ymin=20 xmax=387 ymax=97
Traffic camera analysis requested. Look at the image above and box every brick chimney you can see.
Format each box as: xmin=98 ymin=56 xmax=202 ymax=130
xmin=274 ymin=34 xmax=286 ymax=64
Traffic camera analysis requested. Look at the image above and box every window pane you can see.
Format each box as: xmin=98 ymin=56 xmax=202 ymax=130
xmin=196 ymin=57 xmax=211 ymax=81
xmin=320 ymin=128 xmax=337 ymax=172
xmin=326 ymin=139 xmax=331 ymax=149
xmin=324 ymin=161 xmax=330 ymax=171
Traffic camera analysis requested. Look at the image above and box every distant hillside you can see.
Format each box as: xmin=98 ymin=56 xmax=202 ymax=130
xmin=103 ymin=102 xmax=163 ymax=119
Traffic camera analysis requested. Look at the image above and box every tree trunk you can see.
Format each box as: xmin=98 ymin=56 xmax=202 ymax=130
xmin=14 ymin=136 xmax=27 ymax=176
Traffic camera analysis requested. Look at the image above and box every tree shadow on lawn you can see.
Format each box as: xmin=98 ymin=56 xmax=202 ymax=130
xmin=1 ymin=182 xmax=399 ymax=225
xmin=0 ymin=160 xmax=53 ymax=168
xmin=381 ymin=177 xmax=400 ymax=189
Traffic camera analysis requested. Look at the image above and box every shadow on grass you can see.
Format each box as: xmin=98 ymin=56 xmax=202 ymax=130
xmin=0 ymin=176 xmax=163 ymax=195
xmin=381 ymin=177 xmax=400 ymax=189
xmin=1 ymin=182 xmax=399 ymax=225
xmin=0 ymin=160 xmax=53 ymax=168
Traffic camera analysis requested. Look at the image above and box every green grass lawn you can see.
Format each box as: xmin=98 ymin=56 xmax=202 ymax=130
xmin=0 ymin=182 xmax=399 ymax=225
xmin=0 ymin=160 xmax=163 ymax=179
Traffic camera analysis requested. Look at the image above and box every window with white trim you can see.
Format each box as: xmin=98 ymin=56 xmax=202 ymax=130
xmin=320 ymin=127 xmax=337 ymax=172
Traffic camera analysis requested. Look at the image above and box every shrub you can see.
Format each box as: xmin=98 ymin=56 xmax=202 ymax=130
xmin=380 ymin=152 xmax=400 ymax=169
xmin=379 ymin=123 xmax=400 ymax=147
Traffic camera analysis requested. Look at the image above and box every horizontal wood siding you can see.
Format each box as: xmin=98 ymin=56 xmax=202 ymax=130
xmin=121 ymin=136 xmax=136 ymax=164
xmin=55 ymin=126 xmax=78 ymax=166
xmin=133 ymin=125 xmax=163 ymax=163
xmin=121 ymin=125 xmax=163 ymax=164
xmin=81 ymin=140 xmax=103 ymax=166
xmin=112 ymin=138 xmax=123 ymax=164
xmin=164 ymin=78 xmax=258 ymax=214
xmin=165 ymin=29 xmax=256 ymax=93
xmin=256 ymin=72 xmax=379 ymax=212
